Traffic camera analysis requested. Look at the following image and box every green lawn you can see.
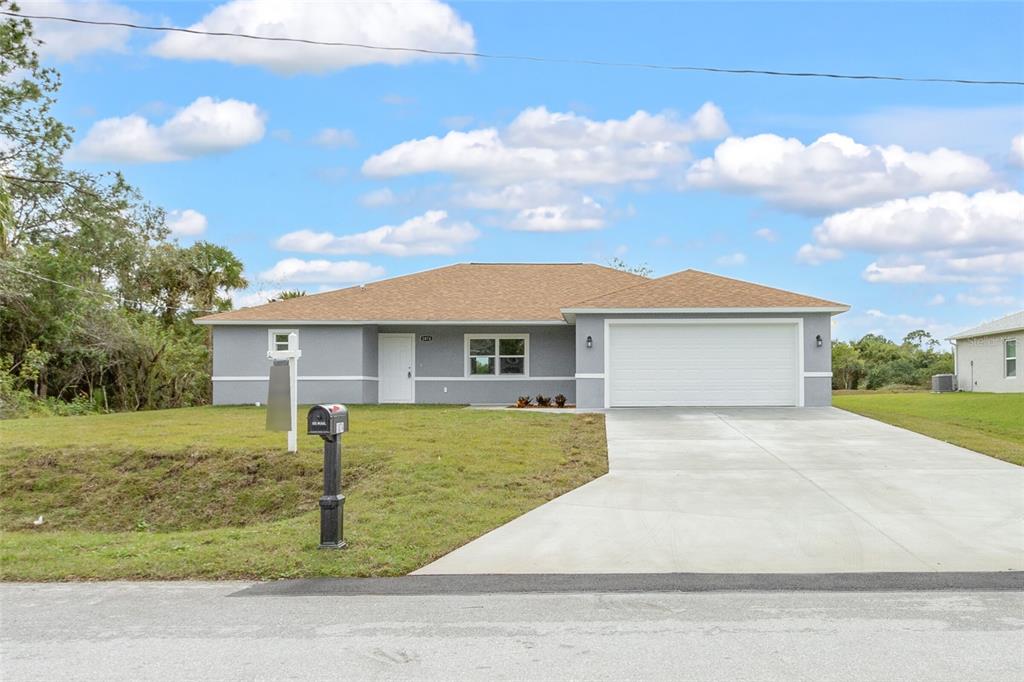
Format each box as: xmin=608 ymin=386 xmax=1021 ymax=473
xmin=0 ymin=405 xmax=607 ymax=581
xmin=833 ymin=391 xmax=1024 ymax=466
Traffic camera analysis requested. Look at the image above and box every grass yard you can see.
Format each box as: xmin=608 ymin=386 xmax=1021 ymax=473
xmin=833 ymin=391 xmax=1024 ymax=466
xmin=0 ymin=405 xmax=607 ymax=581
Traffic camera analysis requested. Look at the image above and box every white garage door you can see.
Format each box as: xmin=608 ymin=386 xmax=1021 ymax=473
xmin=607 ymin=322 xmax=800 ymax=407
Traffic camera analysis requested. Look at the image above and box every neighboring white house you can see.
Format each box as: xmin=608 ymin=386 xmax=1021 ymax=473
xmin=949 ymin=311 xmax=1023 ymax=393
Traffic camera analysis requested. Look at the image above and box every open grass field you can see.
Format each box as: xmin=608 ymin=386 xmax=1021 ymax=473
xmin=0 ymin=405 xmax=607 ymax=581
xmin=833 ymin=391 xmax=1024 ymax=466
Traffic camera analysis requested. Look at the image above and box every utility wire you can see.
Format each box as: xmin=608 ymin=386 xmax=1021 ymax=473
xmin=0 ymin=261 xmax=224 ymax=314
xmin=5 ymin=10 xmax=1022 ymax=87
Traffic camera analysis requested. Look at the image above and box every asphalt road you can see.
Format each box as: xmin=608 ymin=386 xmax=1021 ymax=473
xmin=2 ymin=581 xmax=1023 ymax=681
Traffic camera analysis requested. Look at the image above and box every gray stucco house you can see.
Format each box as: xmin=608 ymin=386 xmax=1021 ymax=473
xmin=949 ymin=311 xmax=1022 ymax=393
xmin=196 ymin=263 xmax=848 ymax=408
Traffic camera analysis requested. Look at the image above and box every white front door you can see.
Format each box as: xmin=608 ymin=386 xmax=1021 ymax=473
xmin=378 ymin=334 xmax=415 ymax=403
xmin=607 ymin=321 xmax=801 ymax=407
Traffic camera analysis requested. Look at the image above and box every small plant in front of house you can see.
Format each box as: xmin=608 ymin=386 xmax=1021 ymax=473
xmin=554 ymin=394 xmax=567 ymax=408
xmin=515 ymin=395 xmax=531 ymax=408
xmin=535 ymin=394 xmax=551 ymax=407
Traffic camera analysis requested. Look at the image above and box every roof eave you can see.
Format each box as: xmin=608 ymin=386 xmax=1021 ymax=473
xmin=194 ymin=318 xmax=571 ymax=326
xmin=948 ymin=326 xmax=1024 ymax=340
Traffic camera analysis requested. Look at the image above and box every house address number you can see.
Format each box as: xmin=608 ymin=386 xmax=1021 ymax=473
xmin=419 ymin=335 xmax=433 ymax=342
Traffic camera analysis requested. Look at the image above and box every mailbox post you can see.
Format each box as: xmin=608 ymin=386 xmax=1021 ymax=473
xmin=307 ymin=404 xmax=349 ymax=549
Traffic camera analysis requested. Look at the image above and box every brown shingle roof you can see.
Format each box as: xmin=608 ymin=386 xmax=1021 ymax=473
xmin=563 ymin=269 xmax=847 ymax=311
xmin=196 ymin=263 xmax=647 ymax=323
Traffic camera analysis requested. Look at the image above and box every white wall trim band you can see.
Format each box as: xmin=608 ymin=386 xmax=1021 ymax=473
xmin=416 ymin=376 xmax=574 ymax=382
xmin=803 ymin=371 xmax=833 ymax=378
xmin=575 ymin=373 xmax=605 ymax=379
xmin=213 ymin=376 xmax=379 ymax=382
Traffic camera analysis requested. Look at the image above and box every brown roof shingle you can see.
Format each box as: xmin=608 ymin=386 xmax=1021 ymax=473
xmin=563 ymin=269 xmax=847 ymax=310
xmin=196 ymin=263 xmax=647 ymax=323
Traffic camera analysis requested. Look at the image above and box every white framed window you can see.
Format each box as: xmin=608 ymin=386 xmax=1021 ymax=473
xmin=1006 ymin=339 xmax=1017 ymax=378
xmin=268 ymin=329 xmax=298 ymax=353
xmin=465 ymin=334 xmax=529 ymax=377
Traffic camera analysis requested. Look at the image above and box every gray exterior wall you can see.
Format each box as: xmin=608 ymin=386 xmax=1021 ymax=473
xmin=378 ymin=324 xmax=575 ymax=405
xmin=573 ymin=312 xmax=835 ymax=408
xmin=210 ymin=325 xmax=377 ymax=405
xmin=209 ymin=312 xmax=837 ymax=407
xmin=210 ymin=323 xmax=575 ymax=406
xmin=954 ymin=331 xmax=1022 ymax=393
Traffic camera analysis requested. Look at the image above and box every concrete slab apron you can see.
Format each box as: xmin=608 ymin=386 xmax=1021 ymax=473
xmin=415 ymin=408 xmax=1024 ymax=574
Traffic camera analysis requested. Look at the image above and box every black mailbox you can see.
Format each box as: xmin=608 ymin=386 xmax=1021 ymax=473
xmin=307 ymin=404 xmax=348 ymax=437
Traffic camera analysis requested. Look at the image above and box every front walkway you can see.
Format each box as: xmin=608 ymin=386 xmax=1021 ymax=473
xmin=415 ymin=408 xmax=1024 ymax=574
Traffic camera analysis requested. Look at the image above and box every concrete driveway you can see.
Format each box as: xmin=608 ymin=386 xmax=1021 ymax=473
xmin=416 ymin=408 xmax=1024 ymax=574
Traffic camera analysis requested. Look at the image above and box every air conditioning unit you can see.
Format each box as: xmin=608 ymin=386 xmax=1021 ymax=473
xmin=931 ymin=374 xmax=956 ymax=393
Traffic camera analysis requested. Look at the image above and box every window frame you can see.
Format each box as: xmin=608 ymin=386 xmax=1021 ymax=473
xmin=268 ymin=329 xmax=299 ymax=353
xmin=1006 ymin=338 xmax=1017 ymax=379
xmin=464 ymin=333 xmax=530 ymax=378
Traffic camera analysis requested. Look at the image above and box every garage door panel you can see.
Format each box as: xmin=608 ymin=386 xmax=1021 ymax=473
xmin=608 ymin=323 xmax=798 ymax=407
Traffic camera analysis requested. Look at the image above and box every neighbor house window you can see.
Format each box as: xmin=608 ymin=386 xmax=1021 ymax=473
xmin=268 ymin=329 xmax=298 ymax=353
xmin=466 ymin=335 xmax=528 ymax=376
xmin=1006 ymin=339 xmax=1017 ymax=378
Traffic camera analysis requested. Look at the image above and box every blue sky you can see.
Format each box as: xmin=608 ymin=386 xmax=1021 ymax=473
xmin=29 ymin=0 xmax=1024 ymax=344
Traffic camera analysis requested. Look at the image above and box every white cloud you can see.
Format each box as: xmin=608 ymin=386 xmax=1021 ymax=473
xmin=312 ymin=128 xmax=356 ymax=149
xmin=21 ymin=1 xmax=137 ymax=60
xmin=846 ymin=105 xmax=1024 ymax=157
xmin=927 ymin=294 xmax=946 ymax=306
xmin=955 ymin=291 xmax=1020 ymax=307
xmin=860 ymin=257 xmax=1016 ymax=285
xmin=945 ymin=251 xmax=1024 ymax=276
xmin=503 ymin=102 xmax=728 ymax=149
xmin=149 ymin=0 xmax=475 ymax=74
xmin=1011 ymin=133 xmax=1024 ymax=167
xmin=862 ymin=263 xmax=941 ymax=284
xmin=231 ymin=288 xmax=282 ymax=309
xmin=75 ymin=97 xmax=266 ymax=163
xmin=837 ymin=309 xmax=958 ymax=344
xmin=866 ymin=309 xmax=928 ymax=327
xmin=795 ymin=244 xmax=843 ymax=266
xmin=687 ymin=133 xmax=992 ymax=212
xmin=165 ymin=209 xmax=208 ymax=237
xmin=754 ymin=228 xmax=778 ymax=242
xmin=359 ymin=188 xmax=397 ymax=207
xmin=812 ymin=190 xmax=1024 ymax=253
xmin=274 ymin=210 xmax=478 ymax=257
xmin=259 ymin=259 xmax=385 ymax=284
xmin=363 ymin=103 xmax=728 ymax=232
xmin=364 ymin=103 xmax=728 ymax=186
xmin=509 ymin=196 xmax=606 ymax=232
xmin=715 ymin=252 xmax=747 ymax=266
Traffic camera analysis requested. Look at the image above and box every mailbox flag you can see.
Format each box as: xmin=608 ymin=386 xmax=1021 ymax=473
xmin=266 ymin=360 xmax=292 ymax=431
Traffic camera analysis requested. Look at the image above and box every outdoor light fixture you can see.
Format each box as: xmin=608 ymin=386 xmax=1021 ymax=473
xmin=816 ymin=334 xmax=823 ymax=348
xmin=586 ymin=335 xmax=593 ymax=349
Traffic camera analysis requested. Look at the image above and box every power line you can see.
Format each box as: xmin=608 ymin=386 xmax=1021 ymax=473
xmin=5 ymin=10 xmax=1022 ymax=87
xmin=0 ymin=261 xmax=223 ymax=314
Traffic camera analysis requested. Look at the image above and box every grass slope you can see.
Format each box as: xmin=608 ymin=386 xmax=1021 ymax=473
xmin=0 ymin=405 xmax=607 ymax=580
xmin=833 ymin=391 xmax=1024 ymax=466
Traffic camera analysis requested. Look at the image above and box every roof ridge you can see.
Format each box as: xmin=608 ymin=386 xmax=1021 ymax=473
xmin=562 ymin=268 xmax=669 ymax=307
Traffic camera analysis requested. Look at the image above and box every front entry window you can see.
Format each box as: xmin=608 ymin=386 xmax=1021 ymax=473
xmin=466 ymin=335 xmax=528 ymax=376
xmin=1006 ymin=339 xmax=1017 ymax=378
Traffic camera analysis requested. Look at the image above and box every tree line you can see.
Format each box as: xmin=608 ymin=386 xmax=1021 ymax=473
xmin=0 ymin=4 xmax=247 ymax=417
xmin=832 ymin=330 xmax=953 ymax=391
